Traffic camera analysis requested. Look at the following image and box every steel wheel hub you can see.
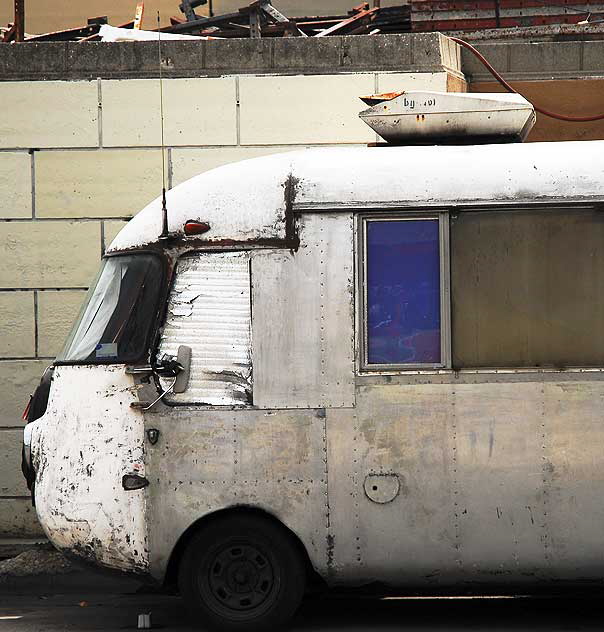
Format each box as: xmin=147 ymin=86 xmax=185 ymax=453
xmin=207 ymin=544 xmax=275 ymax=611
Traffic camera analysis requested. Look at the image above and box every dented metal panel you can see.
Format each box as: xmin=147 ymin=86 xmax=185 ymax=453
xmin=251 ymin=214 xmax=355 ymax=409
xmin=158 ymin=252 xmax=252 ymax=406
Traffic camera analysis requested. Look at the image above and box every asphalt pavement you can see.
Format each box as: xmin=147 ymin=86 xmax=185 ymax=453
xmin=2 ymin=567 xmax=604 ymax=632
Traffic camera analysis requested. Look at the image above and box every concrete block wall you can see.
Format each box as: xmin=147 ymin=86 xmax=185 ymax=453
xmin=0 ymin=33 xmax=464 ymax=537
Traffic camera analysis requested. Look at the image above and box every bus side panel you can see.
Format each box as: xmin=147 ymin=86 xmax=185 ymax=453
xmin=251 ymin=213 xmax=355 ymax=410
xmin=143 ymin=408 xmax=329 ymax=582
xmin=334 ymin=381 xmax=463 ymax=586
xmin=333 ymin=374 xmax=604 ymax=589
xmin=542 ymin=379 xmax=604 ymax=575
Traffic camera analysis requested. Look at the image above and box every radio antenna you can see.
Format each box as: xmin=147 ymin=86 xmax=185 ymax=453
xmin=157 ymin=11 xmax=169 ymax=239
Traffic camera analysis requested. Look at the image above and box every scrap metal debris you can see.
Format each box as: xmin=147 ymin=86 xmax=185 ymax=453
xmin=167 ymin=1 xmax=410 ymax=38
xmin=3 ymin=0 xmax=602 ymax=42
xmin=2 ymin=0 xmax=411 ymax=42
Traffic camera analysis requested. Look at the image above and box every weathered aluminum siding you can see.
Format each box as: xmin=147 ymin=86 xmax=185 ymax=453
xmin=328 ymin=372 xmax=604 ymax=587
xmin=251 ymin=214 xmax=355 ymax=409
xmin=144 ymin=407 xmax=329 ymax=581
xmin=158 ymin=252 xmax=252 ymax=406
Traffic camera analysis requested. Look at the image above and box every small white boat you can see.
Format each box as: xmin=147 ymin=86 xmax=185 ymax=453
xmin=359 ymin=91 xmax=536 ymax=143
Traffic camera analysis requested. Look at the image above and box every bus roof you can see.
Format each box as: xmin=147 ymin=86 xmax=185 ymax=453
xmin=108 ymin=141 xmax=604 ymax=253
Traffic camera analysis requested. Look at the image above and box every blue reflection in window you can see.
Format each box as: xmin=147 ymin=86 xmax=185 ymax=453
xmin=366 ymin=219 xmax=441 ymax=365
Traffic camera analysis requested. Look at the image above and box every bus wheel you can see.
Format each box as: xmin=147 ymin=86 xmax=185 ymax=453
xmin=178 ymin=514 xmax=306 ymax=631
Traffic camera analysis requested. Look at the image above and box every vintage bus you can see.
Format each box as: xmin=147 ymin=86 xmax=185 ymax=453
xmin=21 ymin=94 xmax=604 ymax=630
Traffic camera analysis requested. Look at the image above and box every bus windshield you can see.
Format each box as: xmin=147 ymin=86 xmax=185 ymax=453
xmin=57 ymin=254 xmax=163 ymax=364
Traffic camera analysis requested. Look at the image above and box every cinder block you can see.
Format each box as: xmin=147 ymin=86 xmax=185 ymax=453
xmin=239 ymin=74 xmax=375 ymax=145
xmin=341 ymin=34 xmax=413 ymax=70
xmin=103 ymin=220 xmax=129 ymax=251
xmin=272 ymin=37 xmax=341 ymax=71
xmin=462 ymin=44 xmax=508 ymax=79
xmin=0 ymin=221 xmax=101 ymax=289
xmin=205 ymin=39 xmax=271 ymax=72
xmin=509 ymin=42 xmax=581 ymax=75
xmin=0 ymin=360 xmax=48 ymax=427
xmin=37 ymin=290 xmax=86 ymax=358
xmin=171 ymin=146 xmax=302 ymax=187
xmin=101 ymin=78 xmax=237 ymax=147
xmin=0 ymin=429 xmax=29 ymax=496
xmin=377 ymin=71 xmax=448 ymax=93
xmin=0 ymin=42 xmax=67 ymax=79
xmin=412 ymin=33 xmax=451 ymax=70
xmin=0 ymin=499 xmax=43 ymax=537
xmin=0 ymin=292 xmax=35 ymax=358
xmin=0 ymin=80 xmax=98 ymax=149
xmin=582 ymin=41 xmax=604 ymax=72
xmin=0 ymin=152 xmax=31 ymax=219
xmin=35 ymin=149 xmax=165 ymax=219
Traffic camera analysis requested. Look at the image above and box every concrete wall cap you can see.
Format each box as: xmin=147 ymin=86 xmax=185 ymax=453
xmin=0 ymin=33 xmax=458 ymax=81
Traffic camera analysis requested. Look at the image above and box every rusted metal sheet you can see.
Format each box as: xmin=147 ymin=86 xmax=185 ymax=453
xmin=314 ymin=7 xmax=378 ymax=36
xmin=14 ymin=0 xmax=24 ymax=42
xmin=133 ymin=2 xmax=145 ymax=30
xmin=158 ymin=252 xmax=252 ymax=406
xmin=251 ymin=214 xmax=355 ymax=409
xmin=410 ymin=0 xmax=604 ymax=30
xmin=29 ymin=365 xmax=148 ymax=573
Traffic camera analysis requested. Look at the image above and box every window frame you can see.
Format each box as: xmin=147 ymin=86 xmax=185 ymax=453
xmin=358 ymin=212 xmax=451 ymax=372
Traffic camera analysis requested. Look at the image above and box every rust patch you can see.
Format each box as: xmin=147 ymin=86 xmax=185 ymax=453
xmin=359 ymin=91 xmax=404 ymax=106
xmin=283 ymin=173 xmax=301 ymax=252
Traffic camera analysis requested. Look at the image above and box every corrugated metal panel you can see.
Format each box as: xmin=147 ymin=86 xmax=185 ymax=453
xmin=158 ymin=252 xmax=252 ymax=406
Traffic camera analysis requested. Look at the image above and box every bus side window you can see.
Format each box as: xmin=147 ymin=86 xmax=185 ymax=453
xmin=451 ymin=207 xmax=604 ymax=368
xmin=363 ymin=217 xmax=445 ymax=369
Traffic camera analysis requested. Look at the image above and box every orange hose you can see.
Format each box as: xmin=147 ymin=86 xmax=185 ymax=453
xmin=450 ymin=36 xmax=604 ymax=123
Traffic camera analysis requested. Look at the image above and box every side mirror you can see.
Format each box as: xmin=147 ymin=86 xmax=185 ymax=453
xmin=173 ymin=345 xmax=191 ymax=394
xmin=154 ymin=345 xmax=191 ymax=394
xmin=129 ymin=345 xmax=192 ymax=411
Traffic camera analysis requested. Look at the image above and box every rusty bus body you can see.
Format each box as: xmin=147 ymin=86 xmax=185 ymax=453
xmin=22 ymin=141 xmax=604 ymax=629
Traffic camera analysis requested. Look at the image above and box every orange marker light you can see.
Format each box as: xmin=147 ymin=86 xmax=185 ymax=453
xmin=184 ymin=221 xmax=211 ymax=236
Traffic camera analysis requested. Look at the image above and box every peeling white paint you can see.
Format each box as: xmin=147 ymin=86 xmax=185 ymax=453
xmin=29 ymin=365 xmax=148 ymax=574
xmin=108 ymin=141 xmax=604 ymax=252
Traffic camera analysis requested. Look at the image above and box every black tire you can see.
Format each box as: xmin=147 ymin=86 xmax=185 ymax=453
xmin=178 ymin=513 xmax=306 ymax=632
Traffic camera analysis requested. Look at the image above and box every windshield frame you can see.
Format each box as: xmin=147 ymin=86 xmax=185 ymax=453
xmin=54 ymin=250 xmax=169 ymax=366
